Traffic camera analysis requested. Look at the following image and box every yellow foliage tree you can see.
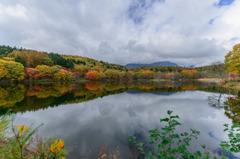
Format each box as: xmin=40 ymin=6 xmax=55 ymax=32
xmin=225 ymin=44 xmax=240 ymax=75
xmin=0 ymin=59 xmax=25 ymax=80
xmin=0 ymin=68 xmax=8 ymax=80
xmin=104 ymin=69 xmax=120 ymax=79
xmin=36 ymin=65 xmax=52 ymax=78
xmin=53 ymin=69 xmax=73 ymax=81
xmin=50 ymin=65 xmax=62 ymax=74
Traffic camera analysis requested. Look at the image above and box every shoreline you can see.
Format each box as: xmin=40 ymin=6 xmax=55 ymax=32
xmin=197 ymin=78 xmax=221 ymax=82
xmin=219 ymin=82 xmax=240 ymax=92
xmin=0 ymin=78 xmax=224 ymax=84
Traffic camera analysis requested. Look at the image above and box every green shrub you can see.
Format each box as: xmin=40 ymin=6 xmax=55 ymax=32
xmin=129 ymin=110 xmax=240 ymax=159
xmin=220 ymin=123 xmax=240 ymax=153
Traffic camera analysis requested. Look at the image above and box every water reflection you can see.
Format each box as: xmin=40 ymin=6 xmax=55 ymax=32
xmin=0 ymin=81 xmax=228 ymax=114
xmin=0 ymin=84 xmax=25 ymax=108
xmin=224 ymin=96 xmax=240 ymax=124
xmin=0 ymin=81 xmax=239 ymax=158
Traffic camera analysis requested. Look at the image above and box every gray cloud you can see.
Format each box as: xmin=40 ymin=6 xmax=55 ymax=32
xmin=0 ymin=0 xmax=239 ymax=66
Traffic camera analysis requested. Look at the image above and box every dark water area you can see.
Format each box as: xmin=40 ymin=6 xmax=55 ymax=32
xmin=0 ymin=81 xmax=239 ymax=158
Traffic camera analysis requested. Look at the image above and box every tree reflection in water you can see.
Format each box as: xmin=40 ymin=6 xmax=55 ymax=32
xmin=0 ymin=81 xmax=238 ymax=125
xmin=1 ymin=81 xmax=240 ymax=158
xmin=224 ymin=96 xmax=240 ymax=124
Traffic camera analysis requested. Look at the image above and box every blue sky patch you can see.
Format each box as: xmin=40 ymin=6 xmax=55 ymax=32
xmin=128 ymin=0 xmax=164 ymax=24
xmin=208 ymin=18 xmax=215 ymax=25
xmin=216 ymin=0 xmax=235 ymax=7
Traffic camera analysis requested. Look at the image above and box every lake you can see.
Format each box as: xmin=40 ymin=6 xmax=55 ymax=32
xmin=0 ymin=81 xmax=239 ymax=158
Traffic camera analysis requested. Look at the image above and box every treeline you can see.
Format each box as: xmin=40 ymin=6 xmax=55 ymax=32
xmin=194 ymin=43 xmax=240 ymax=80
xmin=0 ymin=45 xmax=17 ymax=57
xmin=195 ymin=63 xmax=227 ymax=79
xmin=0 ymin=45 xmax=199 ymax=81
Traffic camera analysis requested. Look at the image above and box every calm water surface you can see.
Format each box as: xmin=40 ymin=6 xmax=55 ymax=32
xmin=0 ymin=81 xmax=239 ymax=158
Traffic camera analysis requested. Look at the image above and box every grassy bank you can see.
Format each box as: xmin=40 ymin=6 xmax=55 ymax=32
xmin=197 ymin=78 xmax=221 ymax=82
xmin=220 ymin=81 xmax=240 ymax=91
xmin=151 ymin=79 xmax=171 ymax=81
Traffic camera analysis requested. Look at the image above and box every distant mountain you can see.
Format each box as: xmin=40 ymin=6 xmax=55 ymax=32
xmin=126 ymin=61 xmax=179 ymax=68
xmin=182 ymin=65 xmax=195 ymax=68
xmin=187 ymin=65 xmax=195 ymax=68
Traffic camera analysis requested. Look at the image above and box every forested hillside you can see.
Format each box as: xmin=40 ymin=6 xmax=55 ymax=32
xmin=195 ymin=63 xmax=227 ymax=79
xmin=0 ymin=45 xmax=201 ymax=81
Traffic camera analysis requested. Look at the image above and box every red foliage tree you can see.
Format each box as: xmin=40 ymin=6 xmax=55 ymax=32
xmin=85 ymin=71 xmax=101 ymax=80
xmin=230 ymin=73 xmax=237 ymax=80
xmin=34 ymin=74 xmax=42 ymax=80
xmin=26 ymin=68 xmax=40 ymax=80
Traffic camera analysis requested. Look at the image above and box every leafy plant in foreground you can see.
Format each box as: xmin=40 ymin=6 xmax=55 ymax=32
xmin=220 ymin=123 xmax=240 ymax=154
xmin=129 ymin=110 xmax=213 ymax=159
xmin=0 ymin=111 xmax=11 ymax=139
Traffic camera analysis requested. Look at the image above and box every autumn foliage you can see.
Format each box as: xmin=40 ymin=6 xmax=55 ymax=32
xmin=225 ymin=44 xmax=240 ymax=76
xmin=0 ymin=59 xmax=25 ymax=81
xmin=165 ymin=73 xmax=175 ymax=79
xmin=8 ymin=50 xmax=49 ymax=67
xmin=0 ymin=45 xmax=204 ymax=82
xmin=26 ymin=68 xmax=40 ymax=80
xmin=142 ymin=70 xmax=155 ymax=79
xmin=181 ymin=70 xmax=198 ymax=79
xmin=104 ymin=69 xmax=120 ymax=79
xmin=230 ymin=73 xmax=237 ymax=80
xmin=53 ymin=69 xmax=73 ymax=81
xmin=85 ymin=71 xmax=101 ymax=80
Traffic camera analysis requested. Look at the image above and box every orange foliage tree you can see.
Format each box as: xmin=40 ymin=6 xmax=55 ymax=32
xmin=181 ymin=70 xmax=198 ymax=79
xmin=142 ymin=70 xmax=155 ymax=79
xmin=165 ymin=73 xmax=174 ymax=79
xmin=85 ymin=71 xmax=102 ymax=80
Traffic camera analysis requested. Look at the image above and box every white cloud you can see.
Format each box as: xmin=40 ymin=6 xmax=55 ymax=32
xmin=204 ymin=0 xmax=240 ymax=49
xmin=0 ymin=0 xmax=239 ymax=66
xmin=0 ymin=3 xmax=27 ymax=19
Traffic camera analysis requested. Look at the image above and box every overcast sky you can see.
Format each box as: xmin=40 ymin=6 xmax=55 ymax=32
xmin=0 ymin=0 xmax=239 ymax=66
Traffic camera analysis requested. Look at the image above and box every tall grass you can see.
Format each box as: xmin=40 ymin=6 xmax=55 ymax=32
xmin=0 ymin=111 xmax=68 ymax=159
